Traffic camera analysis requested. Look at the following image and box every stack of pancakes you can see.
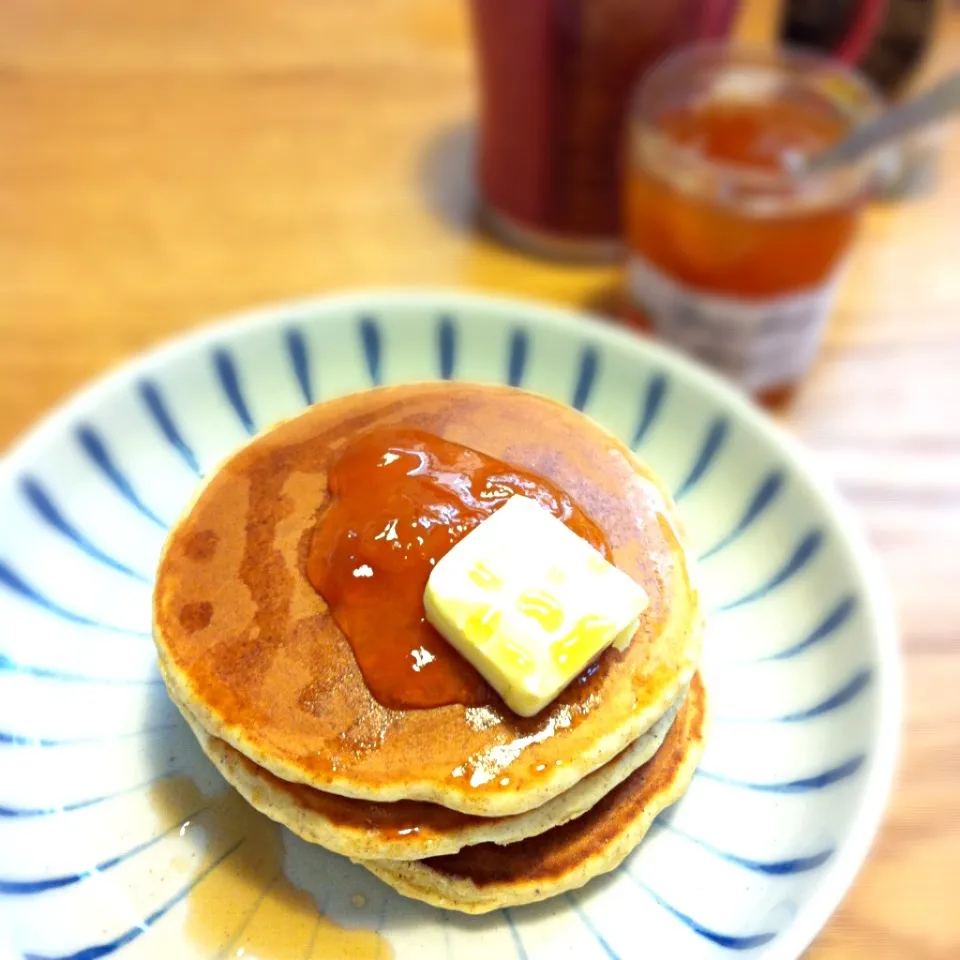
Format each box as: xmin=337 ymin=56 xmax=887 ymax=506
xmin=153 ymin=384 xmax=706 ymax=913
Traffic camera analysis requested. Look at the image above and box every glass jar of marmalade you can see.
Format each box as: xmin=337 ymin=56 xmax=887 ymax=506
xmin=623 ymin=45 xmax=883 ymax=402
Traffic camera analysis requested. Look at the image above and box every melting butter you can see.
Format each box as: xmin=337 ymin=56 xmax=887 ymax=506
xmin=551 ymin=614 xmax=617 ymax=667
xmin=425 ymin=495 xmax=648 ymax=717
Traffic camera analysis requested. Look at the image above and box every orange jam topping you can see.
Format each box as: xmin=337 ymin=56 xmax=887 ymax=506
xmin=306 ymin=428 xmax=610 ymax=710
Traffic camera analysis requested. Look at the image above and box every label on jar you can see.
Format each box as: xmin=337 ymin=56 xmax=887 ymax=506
xmin=626 ymin=253 xmax=841 ymax=392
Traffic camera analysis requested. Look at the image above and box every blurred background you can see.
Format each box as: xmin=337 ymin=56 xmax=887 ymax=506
xmin=0 ymin=0 xmax=957 ymax=955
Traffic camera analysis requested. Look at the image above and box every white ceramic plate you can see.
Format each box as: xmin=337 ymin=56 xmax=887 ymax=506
xmin=0 ymin=291 xmax=899 ymax=960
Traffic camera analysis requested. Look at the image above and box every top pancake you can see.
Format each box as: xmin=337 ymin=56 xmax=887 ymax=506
xmin=153 ymin=383 xmax=701 ymax=816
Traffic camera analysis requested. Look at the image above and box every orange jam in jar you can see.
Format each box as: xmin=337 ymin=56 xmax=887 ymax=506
xmin=624 ymin=46 xmax=882 ymax=402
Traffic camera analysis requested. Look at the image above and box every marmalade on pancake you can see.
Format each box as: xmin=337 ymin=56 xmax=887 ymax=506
xmin=305 ymin=428 xmax=613 ymax=711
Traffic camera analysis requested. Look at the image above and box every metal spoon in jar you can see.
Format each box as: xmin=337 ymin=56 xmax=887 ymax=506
xmin=797 ymin=71 xmax=960 ymax=175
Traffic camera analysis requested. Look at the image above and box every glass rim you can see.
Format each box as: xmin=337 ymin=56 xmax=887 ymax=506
xmin=630 ymin=41 xmax=886 ymax=192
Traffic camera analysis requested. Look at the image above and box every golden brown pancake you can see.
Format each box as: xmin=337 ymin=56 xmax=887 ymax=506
xmin=153 ymin=383 xmax=701 ymax=816
xmin=362 ymin=673 xmax=707 ymax=913
xmin=163 ymin=657 xmax=685 ymax=860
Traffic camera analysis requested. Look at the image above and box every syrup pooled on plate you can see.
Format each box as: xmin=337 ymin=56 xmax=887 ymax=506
xmin=149 ymin=777 xmax=393 ymax=958
xmin=306 ymin=428 xmax=611 ymax=710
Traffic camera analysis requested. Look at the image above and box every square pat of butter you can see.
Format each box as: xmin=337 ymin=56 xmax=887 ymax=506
xmin=424 ymin=495 xmax=648 ymax=717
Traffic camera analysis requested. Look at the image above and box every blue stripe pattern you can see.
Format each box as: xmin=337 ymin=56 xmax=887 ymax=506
xmin=0 ymin=653 xmax=161 ymax=685
xmin=698 ymin=755 xmax=866 ymax=793
xmin=214 ymin=349 xmax=256 ymax=435
xmin=657 ymin=824 xmax=833 ymax=875
xmin=285 ymin=328 xmax=314 ymax=405
xmin=22 ymin=839 xmax=244 ymax=960
xmin=439 ymin=911 xmax=452 ymax=955
xmin=0 ymin=722 xmax=176 ymax=748
xmin=776 ymin=670 xmax=871 ymax=722
xmin=375 ymin=879 xmax=391 ymax=935
xmin=0 ymin=772 xmax=179 ymax=818
xmin=76 ymin=426 xmax=167 ymax=529
xmin=19 ymin=477 xmax=150 ymax=583
xmin=438 ymin=317 xmax=456 ymax=379
xmin=717 ymin=670 xmax=872 ymax=723
xmin=622 ymin=871 xmax=777 ymax=950
xmin=572 ymin=347 xmax=598 ymax=411
xmin=503 ymin=910 xmax=530 ymax=960
xmin=698 ymin=470 xmax=785 ymax=561
xmin=674 ymin=418 xmax=729 ymax=501
xmin=0 ymin=803 xmax=209 ymax=894
xmin=138 ymin=380 xmax=203 ymax=478
xmin=566 ymin=892 xmax=619 ymax=959
xmin=507 ymin=330 xmax=528 ymax=387
xmin=714 ymin=530 xmax=823 ymax=612
xmin=0 ymin=561 xmax=150 ymax=637
xmin=762 ymin=595 xmax=857 ymax=661
xmin=632 ymin=374 xmax=667 ymax=447
xmin=360 ymin=317 xmax=382 ymax=385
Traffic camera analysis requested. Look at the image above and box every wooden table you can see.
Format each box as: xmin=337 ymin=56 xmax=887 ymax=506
xmin=0 ymin=1 xmax=957 ymax=956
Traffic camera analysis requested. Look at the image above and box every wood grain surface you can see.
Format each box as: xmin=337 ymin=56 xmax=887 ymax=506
xmin=0 ymin=1 xmax=957 ymax=956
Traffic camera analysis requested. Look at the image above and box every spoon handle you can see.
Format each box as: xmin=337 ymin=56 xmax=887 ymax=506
xmin=806 ymin=71 xmax=960 ymax=173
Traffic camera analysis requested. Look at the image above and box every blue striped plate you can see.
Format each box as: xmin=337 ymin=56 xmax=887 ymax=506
xmin=0 ymin=291 xmax=899 ymax=960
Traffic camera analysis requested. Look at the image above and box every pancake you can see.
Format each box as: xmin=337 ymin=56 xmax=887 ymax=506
xmin=164 ymin=658 xmax=686 ymax=860
xmin=153 ymin=383 xmax=702 ymax=816
xmin=362 ymin=673 xmax=707 ymax=913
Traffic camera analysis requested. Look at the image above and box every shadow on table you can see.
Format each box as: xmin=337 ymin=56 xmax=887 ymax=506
xmin=417 ymin=119 xmax=479 ymax=236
